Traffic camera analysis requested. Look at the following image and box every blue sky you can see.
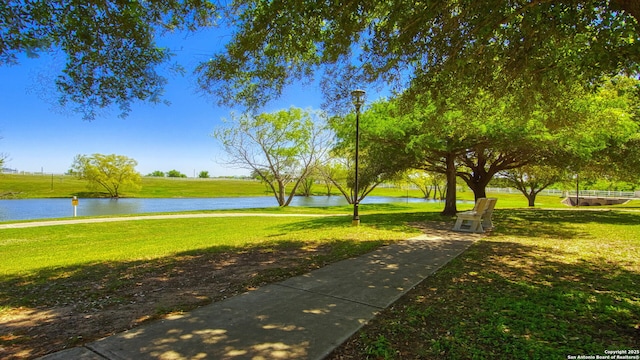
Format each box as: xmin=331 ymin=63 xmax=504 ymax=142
xmin=0 ymin=27 xmax=327 ymax=177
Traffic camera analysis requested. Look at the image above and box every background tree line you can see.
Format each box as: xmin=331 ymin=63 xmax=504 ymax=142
xmin=214 ymin=75 xmax=639 ymax=212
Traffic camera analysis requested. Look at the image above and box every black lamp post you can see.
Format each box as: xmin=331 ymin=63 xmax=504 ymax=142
xmin=575 ymin=173 xmax=580 ymax=207
xmin=351 ymin=89 xmax=365 ymax=226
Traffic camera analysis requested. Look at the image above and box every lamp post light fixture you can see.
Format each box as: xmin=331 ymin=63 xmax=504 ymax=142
xmin=351 ymin=89 xmax=366 ymax=226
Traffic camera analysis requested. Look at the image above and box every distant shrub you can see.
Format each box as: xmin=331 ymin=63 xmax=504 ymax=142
xmin=166 ymin=169 xmax=187 ymax=178
xmin=198 ymin=171 xmax=210 ymax=178
xmin=148 ymin=170 xmax=165 ymax=177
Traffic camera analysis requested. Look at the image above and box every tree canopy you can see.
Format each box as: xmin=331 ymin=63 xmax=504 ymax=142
xmin=71 ymin=153 xmax=141 ymax=197
xmin=197 ymin=0 xmax=640 ymax=110
xmin=503 ymin=164 xmax=568 ymax=206
xmin=213 ymin=107 xmax=330 ymax=206
xmin=328 ymin=101 xmax=411 ymax=204
xmin=1 ymin=0 xmax=217 ymax=119
xmin=330 ymin=75 xmax=639 ymax=214
xmin=4 ymin=1 xmax=639 ymax=117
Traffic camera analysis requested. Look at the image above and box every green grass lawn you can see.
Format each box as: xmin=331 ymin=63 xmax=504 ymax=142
xmin=0 ymin=208 xmax=429 ymax=309
xmin=333 ymin=208 xmax=640 ymax=359
xmin=2 ymin=173 xmax=640 ymax=358
xmin=0 ymin=214 xmax=416 ymax=277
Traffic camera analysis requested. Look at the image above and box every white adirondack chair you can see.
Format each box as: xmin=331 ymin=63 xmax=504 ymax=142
xmin=481 ymin=198 xmax=498 ymax=230
xmin=452 ymin=198 xmax=489 ymax=233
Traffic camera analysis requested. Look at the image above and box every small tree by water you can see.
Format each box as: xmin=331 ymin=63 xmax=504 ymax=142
xmin=71 ymin=153 xmax=141 ymax=198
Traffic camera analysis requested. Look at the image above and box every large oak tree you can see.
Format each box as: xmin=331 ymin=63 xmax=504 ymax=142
xmin=197 ymin=0 xmax=640 ymax=110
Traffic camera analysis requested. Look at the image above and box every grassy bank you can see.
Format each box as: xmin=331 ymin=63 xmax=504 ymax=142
xmin=1 ymin=173 xmax=432 ymax=199
xmin=0 ymin=174 xmax=271 ymax=198
xmin=330 ymin=208 xmax=640 ymax=359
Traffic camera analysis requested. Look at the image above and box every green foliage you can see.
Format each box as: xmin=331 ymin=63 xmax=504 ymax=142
xmin=213 ymin=107 xmax=331 ymax=206
xmin=330 ymin=77 xmax=639 ymax=212
xmin=502 ymin=165 xmax=566 ymax=206
xmin=197 ymin=0 xmax=639 ymax=110
xmin=1 ymin=1 xmax=218 ymax=119
xmin=328 ymin=101 xmax=413 ymax=204
xmin=297 ymin=175 xmax=314 ymax=196
xmin=70 ymin=153 xmax=141 ymax=197
xmin=575 ymin=77 xmax=640 ymax=184
xmin=587 ymin=179 xmax=638 ymax=191
xmin=317 ymin=160 xmax=355 ymax=202
xmin=166 ymin=169 xmax=187 ymax=178
xmin=361 ymin=334 xmax=396 ymax=359
xmin=404 ymin=171 xmax=446 ymax=200
xmin=198 ymin=171 xmax=210 ymax=178
xmin=147 ymin=170 xmax=165 ymax=177
xmin=6 ymin=1 xmax=639 ymax=119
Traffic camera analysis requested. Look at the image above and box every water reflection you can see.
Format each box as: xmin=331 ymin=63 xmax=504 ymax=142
xmin=0 ymin=196 xmax=448 ymax=222
xmin=82 ymin=198 xmax=143 ymax=216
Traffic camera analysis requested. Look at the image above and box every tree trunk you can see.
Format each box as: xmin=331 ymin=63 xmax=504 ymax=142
xmin=441 ymin=153 xmax=458 ymax=216
xmin=424 ymin=187 xmax=431 ymax=199
xmin=418 ymin=185 xmax=431 ymax=199
xmin=463 ymin=169 xmax=491 ymax=201
xmin=299 ymin=177 xmax=313 ymax=197
xmin=277 ymin=179 xmax=286 ymax=206
xmin=324 ymin=181 xmax=333 ymax=196
xmin=471 ymin=184 xmax=487 ymax=200
xmin=327 ymin=178 xmax=354 ymax=204
xmin=435 ymin=184 xmax=444 ymax=200
xmin=527 ymin=193 xmax=536 ymax=207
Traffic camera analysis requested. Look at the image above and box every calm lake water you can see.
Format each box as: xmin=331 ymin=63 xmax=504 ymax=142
xmin=0 ymin=196 xmax=446 ymax=222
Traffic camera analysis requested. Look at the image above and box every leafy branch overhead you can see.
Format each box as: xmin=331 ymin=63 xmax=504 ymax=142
xmin=3 ymin=1 xmax=639 ymax=116
xmin=197 ymin=0 xmax=640 ymax=109
xmin=1 ymin=0 xmax=218 ymax=119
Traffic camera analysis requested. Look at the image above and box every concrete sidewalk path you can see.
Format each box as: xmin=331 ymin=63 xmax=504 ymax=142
xmin=0 ymin=213 xmax=337 ymax=229
xmin=39 ymin=230 xmax=480 ymax=360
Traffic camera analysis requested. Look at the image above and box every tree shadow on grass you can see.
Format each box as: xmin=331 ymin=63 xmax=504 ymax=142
xmin=71 ymin=191 xmax=112 ymax=198
xmin=338 ymin=238 xmax=640 ymax=359
xmin=498 ymin=208 xmax=640 ymax=226
xmin=453 ymin=240 xmax=640 ymax=356
xmin=491 ymin=208 xmax=640 ymax=240
xmin=274 ymin=207 xmax=639 ymax=241
xmin=0 ymin=238 xmax=383 ymax=359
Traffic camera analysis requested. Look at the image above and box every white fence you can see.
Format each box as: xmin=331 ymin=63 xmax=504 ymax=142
xmin=383 ymin=183 xmax=640 ymax=199
xmin=485 ymin=187 xmax=640 ymax=199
